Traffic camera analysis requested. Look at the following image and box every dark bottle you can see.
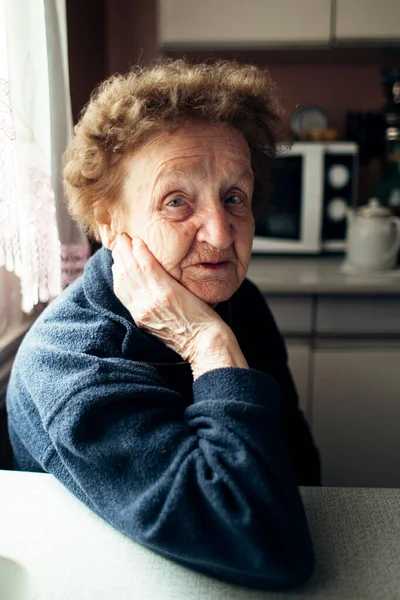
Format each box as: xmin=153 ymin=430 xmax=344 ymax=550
xmin=372 ymin=68 xmax=400 ymax=214
xmin=382 ymin=68 xmax=400 ymax=132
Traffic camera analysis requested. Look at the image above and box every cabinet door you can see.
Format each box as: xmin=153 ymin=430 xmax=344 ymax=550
xmin=265 ymin=295 xmax=313 ymax=336
xmin=286 ymin=339 xmax=311 ymax=419
xmin=159 ymin=0 xmax=331 ymax=47
xmin=335 ymin=0 xmax=400 ymax=41
xmin=312 ymin=341 xmax=400 ymax=488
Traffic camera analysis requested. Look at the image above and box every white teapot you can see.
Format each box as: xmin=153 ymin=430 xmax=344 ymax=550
xmin=346 ymin=198 xmax=400 ymax=272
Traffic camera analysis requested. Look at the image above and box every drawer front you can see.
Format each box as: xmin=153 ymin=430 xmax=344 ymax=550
xmin=316 ymin=295 xmax=400 ymax=335
xmin=264 ymin=295 xmax=313 ymax=335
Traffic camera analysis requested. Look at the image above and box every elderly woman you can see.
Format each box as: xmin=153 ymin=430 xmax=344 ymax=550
xmin=7 ymin=60 xmax=320 ymax=590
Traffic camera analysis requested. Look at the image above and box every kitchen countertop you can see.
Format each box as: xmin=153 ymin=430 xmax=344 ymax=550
xmin=1 ymin=470 xmax=400 ymax=599
xmin=247 ymin=255 xmax=400 ymax=295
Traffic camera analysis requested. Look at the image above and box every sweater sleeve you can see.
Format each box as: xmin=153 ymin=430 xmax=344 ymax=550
xmin=18 ymin=334 xmax=315 ymax=591
xmin=233 ymin=280 xmax=321 ymax=486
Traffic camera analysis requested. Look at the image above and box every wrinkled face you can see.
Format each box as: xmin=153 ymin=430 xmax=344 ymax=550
xmin=112 ymin=121 xmax=255 ymax=305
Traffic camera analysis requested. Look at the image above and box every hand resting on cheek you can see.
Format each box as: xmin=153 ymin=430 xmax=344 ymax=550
xmin=111 ymin=233 xmax=249 ymax=379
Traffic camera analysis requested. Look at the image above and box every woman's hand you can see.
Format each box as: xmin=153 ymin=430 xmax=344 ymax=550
xmin=111 ymin=234 xmax=248 ymax=378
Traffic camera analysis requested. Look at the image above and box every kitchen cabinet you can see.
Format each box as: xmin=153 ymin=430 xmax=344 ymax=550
xmin=158 ymin=0 xmax=331 ymax=48
xmin=286 ymin=339 xmax=311 ymax=418
xmin=316 ymin=295 xmax=400 ymax=336
xmin=335 ymin=0 xmax=400 ymax=41
xmin=159 ymin=0 xmax=400 ymax=49
xmin=265 ymin=294 xmax=313 ymax=336
xmin=252 ymin=258 xmax=400 ymax=488
xmin=312 ymin=340 xmax=400 ymax=488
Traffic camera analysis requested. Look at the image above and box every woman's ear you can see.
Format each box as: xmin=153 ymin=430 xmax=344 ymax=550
xmin=98 ymin=224 xmax=117 ymax=249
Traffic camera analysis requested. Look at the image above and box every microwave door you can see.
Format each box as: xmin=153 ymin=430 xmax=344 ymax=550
xmin=252 ymin=144 xmax=323 ymax=253
xmin=300 ymin=144 xmax=324 ymax=252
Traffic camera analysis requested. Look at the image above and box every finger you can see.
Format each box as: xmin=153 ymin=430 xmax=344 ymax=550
xmin=112 ymin=234 xmax=157 ymax=293
xmin=115 ymin=234 xmax=177 ymax=296
xmin=130 ymin=236 xmax=154 ymax=267
xmin=129 ymin=236 xmax=176 ymax=292
xmin=112 ymin=233 xmax=135 ymax=271
xmin=116 ymin=234 xmax=155 ymax=271
xmin=111 ymin=256 xmax=125 ymax=281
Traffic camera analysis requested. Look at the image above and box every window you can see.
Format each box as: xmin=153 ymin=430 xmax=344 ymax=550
xmin=0 ymin=0 xmax=89 ymax=356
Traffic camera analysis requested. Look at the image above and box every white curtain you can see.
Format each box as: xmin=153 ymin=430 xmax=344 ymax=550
xmin=0 ymin=0 xmax=89 ymax=318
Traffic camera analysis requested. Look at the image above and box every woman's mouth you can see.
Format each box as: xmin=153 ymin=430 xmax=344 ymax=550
xmin=197 ymin=261 xmax=231 ymax=270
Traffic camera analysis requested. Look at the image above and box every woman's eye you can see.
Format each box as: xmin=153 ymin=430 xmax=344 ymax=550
xmin=224 ymin=194 xmax=243 ymax=205
xmin=163 ymin=196 xmax=193 ymax=220
xmin=167 ymin=198 xmax=186 ymax=207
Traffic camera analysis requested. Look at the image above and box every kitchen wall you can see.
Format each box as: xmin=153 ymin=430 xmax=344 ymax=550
xmin=66 ymin=0 xmax=158 ymax=124
xmin=165 ymin=47 xmax=400 ymax=137
xmin=261 ymin=64 xmax=383 ymax=136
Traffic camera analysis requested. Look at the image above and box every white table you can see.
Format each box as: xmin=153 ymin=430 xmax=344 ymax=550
xmin=0 ymin=470 xmax=400 ymax=600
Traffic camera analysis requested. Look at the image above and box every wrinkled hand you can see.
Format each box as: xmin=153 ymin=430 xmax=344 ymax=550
xmin=111 ymin=234 xmax=228 ymax=367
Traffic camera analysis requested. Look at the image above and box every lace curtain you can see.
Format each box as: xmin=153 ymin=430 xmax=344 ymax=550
xmin=0 ymin=0 xmax=89 ymax=320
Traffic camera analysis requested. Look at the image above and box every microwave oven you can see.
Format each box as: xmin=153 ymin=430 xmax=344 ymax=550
xmin=252 ymin=141 xmax=358 ymax=254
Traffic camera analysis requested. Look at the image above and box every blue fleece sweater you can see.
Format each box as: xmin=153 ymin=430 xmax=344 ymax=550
xmin=6 ymin=248 xmax=319 ymax=590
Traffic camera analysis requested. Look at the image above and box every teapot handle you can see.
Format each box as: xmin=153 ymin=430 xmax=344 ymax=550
xmin=383 ymin=218 xmax=400 ymax=262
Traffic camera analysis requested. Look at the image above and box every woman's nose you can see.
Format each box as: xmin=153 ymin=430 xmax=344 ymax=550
xmin=196 ymin=202 xmax=234 ymax=250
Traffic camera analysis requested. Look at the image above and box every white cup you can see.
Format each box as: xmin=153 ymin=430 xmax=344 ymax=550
xmin=0 ymin=556 xmax=35 ymax=600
